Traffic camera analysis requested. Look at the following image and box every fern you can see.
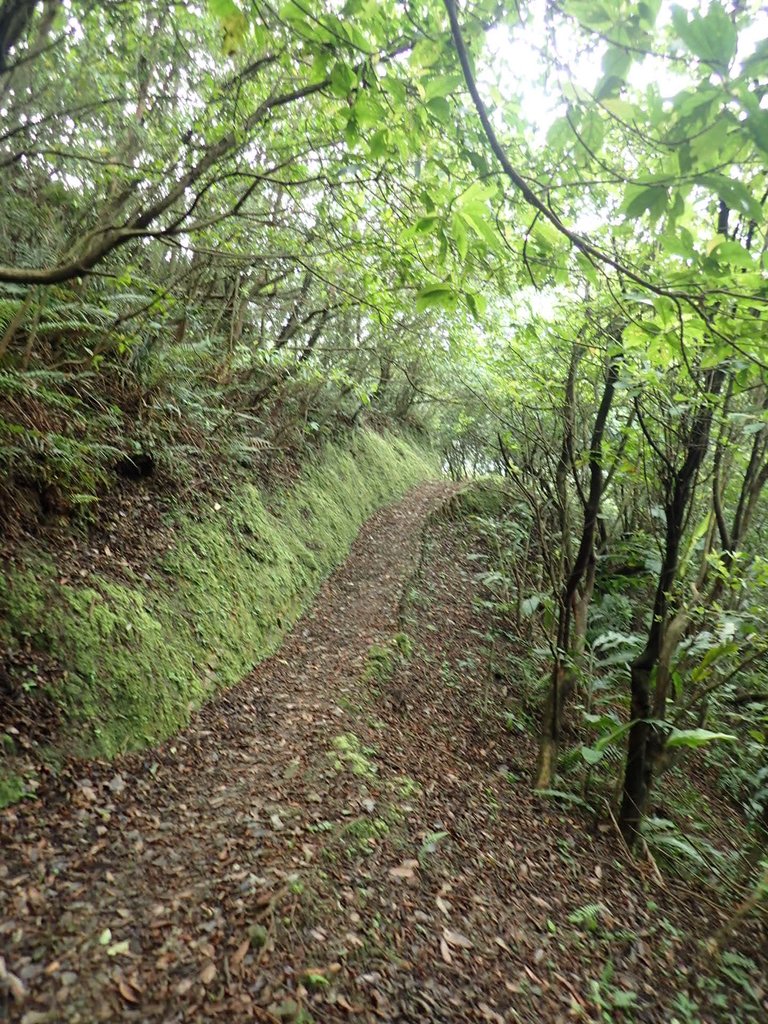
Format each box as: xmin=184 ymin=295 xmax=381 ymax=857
xmin=642 ymin=817 xmax=737 ymax=885
xmin=568 ymin=902 xmax=605 ymax=933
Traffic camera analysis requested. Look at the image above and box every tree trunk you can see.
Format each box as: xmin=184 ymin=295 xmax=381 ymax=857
xmin=619 ymin=367 xmax=724 ymax=846
xmin=534 ymin=354 xmax=618 ymax=787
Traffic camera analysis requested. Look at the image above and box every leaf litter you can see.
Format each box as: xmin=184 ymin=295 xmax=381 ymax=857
xmin=1 ymin=482 xmax=765 ymax=1023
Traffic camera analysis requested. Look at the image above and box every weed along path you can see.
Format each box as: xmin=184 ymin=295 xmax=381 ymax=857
xmin=2 ymin=481 xmax=766 ymax=1024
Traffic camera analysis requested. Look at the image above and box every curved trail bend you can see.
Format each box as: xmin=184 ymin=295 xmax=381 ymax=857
xmin=2 ymin=482 xmax=462 ymax=1023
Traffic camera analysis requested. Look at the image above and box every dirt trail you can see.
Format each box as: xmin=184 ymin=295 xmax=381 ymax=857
xmin=2 ymin=479 xmax=766 ymax=1024
xmin=1 ymin=482 xmax=461 ymax=1023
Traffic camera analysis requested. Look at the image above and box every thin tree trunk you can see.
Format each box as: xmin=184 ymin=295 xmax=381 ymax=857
xmin=619 ymin=367 xmax=724 ymax=845
xmin=535 ymin=354 xmax=618 ymax=787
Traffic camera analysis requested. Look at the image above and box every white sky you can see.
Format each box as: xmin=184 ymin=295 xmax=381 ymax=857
xmin=486 ymin=0 xmax=768 ymax=138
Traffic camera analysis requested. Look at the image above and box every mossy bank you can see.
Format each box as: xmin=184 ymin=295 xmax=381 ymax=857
xmin=0 ymin=430 xmax=437 ymax=800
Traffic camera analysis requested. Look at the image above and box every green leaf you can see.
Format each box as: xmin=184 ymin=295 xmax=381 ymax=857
xmin=302 ymin=970 xmax=329 ymax=989
xmin=368 ymin=130 xmax=389 ymax=160
xmin=746 ymin=109 xmax=768 ymax=155
xmin=658 ymin=229 xmax=694 ymax=259
xmin=426 ymin=97 xmax=452 ymax=124
xmin=459 ymin=180 xmax=497 ymax=206
xmin=415 ymin=284 xmax=457 ymax=314
xmin=665 ymin=728 xmax=737 ymax=749
xmin=382 ymin=75 xmax=407 ymax=104
xmin=530 ymin=217 xmax=562 ymax=250
xmin=690 ymin=642 xmax=738 ymax=683
xmin=459 ymin=207 xmax=505 ymax=254
xmin=415 ymin=215 xmax=440 ymax=234
xmin=612 ymin=991 xmax=638 ymax=1009
xmin=410 ymin=37 xmax=442 ymax=69
xmin=546 ymin=116 xmax=573 ymax=150
xmin=623 ymin=185 xmax=668 ymax=221
xmin=697 ymin=174 xmax=763 ymax=222
xmin=208 ymin=0 xmax=248 ymax=54
xmin=602 ymin=46 xmax=631 ymax=81
xmin=595 ymin=46 xmax=631 ymax=98
xmin=711 ymin=240 xmax=755 ymax=268
xmin=671 ymin=3 xmax=737 ymax=71
xmin=600 ymin=97 xmax=638 ymax=121
xmin=638 ymin=0 xmax=662 ymax=28
xmin=576 ymin=252 xmax=599 ymax=287
xmin=562 ymin=81 xmax=593 ymax=104
xmin=521 ymin=594 xmax=543 ymax=616
xmin=353 ymin=93 xmax=385 ymax=129
xmin=424 ymin=74 xmax=463 ymax=101
xmin=580 ymin=745 xmax=604 ymax=765
xmin=451 ymin=214 xmax=468 ymax=261
xmin=465 ymin=291 xmax=487 ymax=319
xmin=329 ymin=62 xmax=357 ymax=98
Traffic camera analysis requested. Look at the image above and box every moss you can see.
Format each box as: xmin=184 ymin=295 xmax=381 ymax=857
xmin=361 ymin=632 xmax=413 ymax=686
xmin=339 ymin=816 xmax=390 ymax=857
xmin=392 ymin=631 xmax=413 ymax=659
xmin=451 ymin=479 xmax=508 ymax=518
xmin=0 ymin=430 xmax=438 ymax=762
xmin=361 ymin=643 xmax=395 ymax=684
xmin=0 ymin=562 xmax=49 ymax=648
xmin=391 ymin=774 xmax=420 ymax=799
xmin=330 ymin=732 xmax=378 ymax=777
xmin=0 ymin=772 xmax=27 ymax=808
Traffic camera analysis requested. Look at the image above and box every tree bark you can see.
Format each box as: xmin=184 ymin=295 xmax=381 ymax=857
xmin=534 ymin=353 xmax=618 ymax=788
xmin=619 ymin=367 xmax=724 ymax=845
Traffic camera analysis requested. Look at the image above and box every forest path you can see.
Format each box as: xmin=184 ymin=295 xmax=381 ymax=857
xmin=3 ymin=480 xmax=763 ymax=1024
xmin=1 ymin=481 xmax=465 ymax=1023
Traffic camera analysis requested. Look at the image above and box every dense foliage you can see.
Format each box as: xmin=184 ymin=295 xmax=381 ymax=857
xmin=1 ymin=0 xmax=767 ymax=931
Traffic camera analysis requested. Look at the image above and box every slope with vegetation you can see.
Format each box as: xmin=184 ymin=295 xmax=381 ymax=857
xmin=1 ymin=429 xmax=437 ymax=797
xmin=1 ymin=0 xmax=767 ymax=1018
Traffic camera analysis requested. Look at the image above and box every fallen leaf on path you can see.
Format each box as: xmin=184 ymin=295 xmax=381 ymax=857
xmin=108 ymin=774 xmax=126 ymax=795
xmin=0 ymin=956 xmax=26 ymax=1002
xmin=439 ymin=937 xmax=452 ymax=964
xmin=231 ymin=938 xmax=250 ymax=968
xmin=522 ymin=964 xmax=543 ymax=985
xmin=388 ymin=859 xmax=419 ymax=880
xmin=479 ymin=1002 xmax=505 ymax=1023
xmin=442 ymin=927 xmax=473 ymax=949
xmin=268 ymin=997 xmax=300 ymax=1019
xmin=336 ymin=994 xmax=362 ymax=1012
xmin=200 ymin=961 xmax=217 ymax=985
xmin=106 ymin=940 xmax=130 ymax=957
xmin=116 ymin=977 xmax=139 ymax=1004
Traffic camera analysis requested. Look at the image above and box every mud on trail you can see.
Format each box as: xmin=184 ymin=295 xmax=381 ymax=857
xmin=1 ymin=482 xmax=766 ymax=1024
